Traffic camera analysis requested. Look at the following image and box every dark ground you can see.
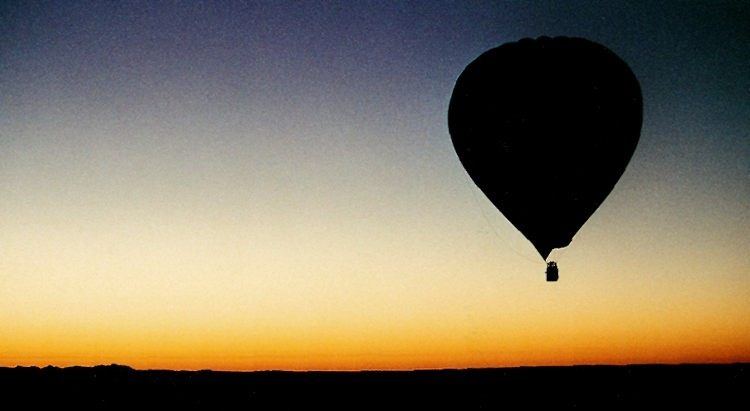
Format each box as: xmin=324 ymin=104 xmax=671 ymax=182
xmin=1 ymin=363 xmax=746 ymax=409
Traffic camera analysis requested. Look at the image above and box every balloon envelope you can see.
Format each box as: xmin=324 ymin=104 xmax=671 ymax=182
xmin=448 ymin=37 xmax=642 ymax=259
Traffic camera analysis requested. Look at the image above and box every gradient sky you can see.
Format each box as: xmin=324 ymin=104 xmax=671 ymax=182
xmin=1 ymin=1 xmax=748 ymax=370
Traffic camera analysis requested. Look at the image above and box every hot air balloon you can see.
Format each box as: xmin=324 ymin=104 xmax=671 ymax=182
xmin=448 ymin=37 xmax=642 ymax=281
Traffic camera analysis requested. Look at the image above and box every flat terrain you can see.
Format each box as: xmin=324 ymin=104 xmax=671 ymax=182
xmin=1 ymin=364 xmax=746 ymax=408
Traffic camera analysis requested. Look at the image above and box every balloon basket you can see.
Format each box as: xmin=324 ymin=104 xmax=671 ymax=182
xmin=546 ymin=261 xmax=559 ymax=282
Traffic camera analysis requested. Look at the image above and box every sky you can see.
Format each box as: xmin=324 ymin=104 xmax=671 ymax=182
xmin=1 ymin=1 xmax=748 ymax=371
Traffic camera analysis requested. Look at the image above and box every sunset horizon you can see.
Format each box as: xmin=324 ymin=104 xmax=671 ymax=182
xmin=2 ymin=1 xmax=748 ymax=373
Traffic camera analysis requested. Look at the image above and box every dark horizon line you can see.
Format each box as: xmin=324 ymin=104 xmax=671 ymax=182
xmin=5 ymin=361 xmax=748 ymax=373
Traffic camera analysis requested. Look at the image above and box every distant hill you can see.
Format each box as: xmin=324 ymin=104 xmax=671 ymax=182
xmin=1 ymin=363 xmax=747 ymax=408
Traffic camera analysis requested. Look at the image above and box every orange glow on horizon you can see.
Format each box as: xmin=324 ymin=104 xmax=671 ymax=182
xmin=4 ymin=270 xmax=749 ymax=371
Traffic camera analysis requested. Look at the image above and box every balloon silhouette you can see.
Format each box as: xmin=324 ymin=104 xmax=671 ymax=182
xmin=448 ymin=37 xmax=642 ymax=263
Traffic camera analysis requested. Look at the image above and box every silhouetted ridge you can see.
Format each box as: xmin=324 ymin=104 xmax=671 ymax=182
xmin=1 ymin=364 xmax=746 ymax=408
